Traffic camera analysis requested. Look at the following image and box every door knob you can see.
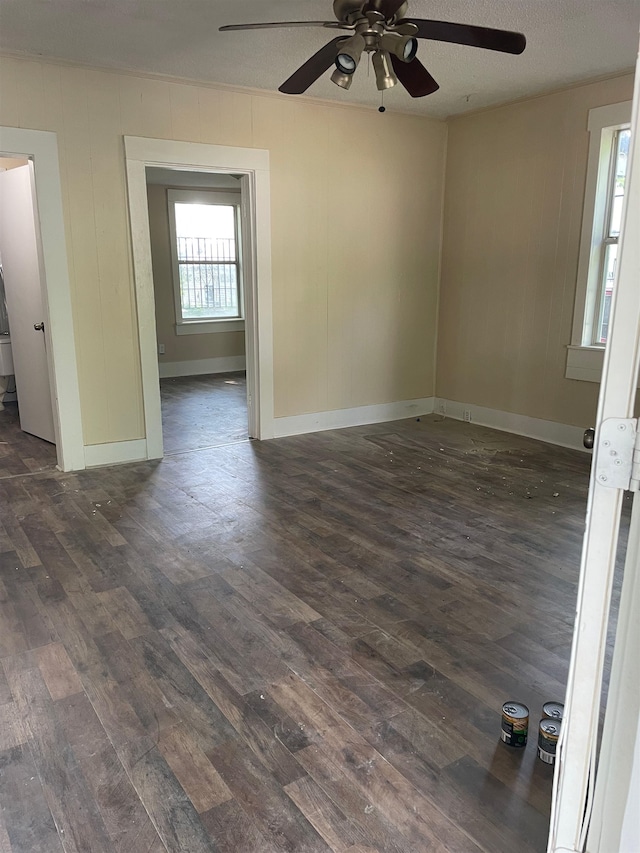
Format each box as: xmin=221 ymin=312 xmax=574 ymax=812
xmin=33 ymin=322 xmax=44 ymax=332
xmin=584 ymin=427 xmax=595 ymax=449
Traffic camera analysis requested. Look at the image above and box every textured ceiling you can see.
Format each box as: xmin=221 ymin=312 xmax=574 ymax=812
xmin=0 ymin=1 xmax=638 ymax=117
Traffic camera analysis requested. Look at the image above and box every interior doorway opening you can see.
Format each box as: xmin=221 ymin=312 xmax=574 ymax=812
xmin=145 ymin=167 xmax=250 ymax=454
xmin=0 ymin=156 xmax=59 ymax=475
xmin=124 ymin=136 xmax=274 ymax=462
xmin=0 ymin=127 xmax=84 ymax=472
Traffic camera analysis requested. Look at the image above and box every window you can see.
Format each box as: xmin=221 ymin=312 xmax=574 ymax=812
xmin=592 ymin=127 xmax=630 ymax=345
xmin=167 ymin=189 xmax=243 ymax=334
xmin=567 ymin=101 xmax=631 ymax=382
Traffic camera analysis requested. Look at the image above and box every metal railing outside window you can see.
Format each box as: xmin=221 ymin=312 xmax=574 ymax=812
xmin=177 ymin=236 xmax=239 ymax=319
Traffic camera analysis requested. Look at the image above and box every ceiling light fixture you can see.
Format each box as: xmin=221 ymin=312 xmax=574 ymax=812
xmin=330 ymin=68 xmax=354 ymax=88
xmin=380 ymin=33 xmax=418 ymax=63
xmin=334 ymin=33 xmax=366 ymax=75
xmin=372 ymin=49 xmax=397 ymax=90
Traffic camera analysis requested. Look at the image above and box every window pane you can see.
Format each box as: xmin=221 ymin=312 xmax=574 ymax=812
xmin=173 ymin=201 xmax=240 ymax=320
xmin=179 ymin=264 xmax=239 ymax=319
xmin=608 ymin=129 xmax=630 ymax=238
xmin=597 ymin=242 xmax=618 ymax=344
xmin=175 ymin=203 xmax=236 ymax=261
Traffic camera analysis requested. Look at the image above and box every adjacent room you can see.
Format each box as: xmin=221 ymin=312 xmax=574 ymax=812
xmin=146 ymin=167 xmax=250 ymax=454
xmin=0 ymin=1 xmax=639 ymax=851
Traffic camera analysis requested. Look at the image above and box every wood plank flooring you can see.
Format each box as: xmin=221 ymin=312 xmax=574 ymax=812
xmin=0 ymin=411 xmax=627 ymax=852
xmin=160 ymin=372 xmax=248 ymax=455
xmin=0 ymin=401 xmax=57 ymax=480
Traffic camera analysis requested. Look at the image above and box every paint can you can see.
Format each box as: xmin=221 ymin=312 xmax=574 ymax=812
xmin=501 ymin=701 xmax=529 ymax=747
xmin=542 ymin=701 xmax=564 ymax=721
xmin=537 ymin=718 xmax=561 ymax=764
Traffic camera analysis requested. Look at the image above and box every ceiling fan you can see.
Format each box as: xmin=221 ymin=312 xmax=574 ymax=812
xmin=219 ymin=0 xmax=526 ymax=99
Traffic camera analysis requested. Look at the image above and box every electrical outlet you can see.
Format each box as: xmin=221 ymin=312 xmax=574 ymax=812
xmin=463 ymin=409 xmax=472 ymax=422
xmin=158 ymin=343 xmax=165 ymax=355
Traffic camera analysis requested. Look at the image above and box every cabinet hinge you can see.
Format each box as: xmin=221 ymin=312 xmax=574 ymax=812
xmin=594 ymin=418 xmax=639 ymax=491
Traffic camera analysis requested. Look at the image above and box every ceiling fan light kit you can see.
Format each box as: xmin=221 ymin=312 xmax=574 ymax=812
xmin=380 ymin=33 xmax=418 ymax=63
xmin=335 ymin=33 xmax=366 ymax=73
xmin=330 ymin=67 xmax=354 ymax=89
xmin=219 ymin=0 xmax=526 ymax=102
xmin=372 ymin=50 xmax=397 ymax=89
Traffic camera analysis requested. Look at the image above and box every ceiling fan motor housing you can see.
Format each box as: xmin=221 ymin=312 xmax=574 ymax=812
xmin=333 ymin=0 xmax=409 ymax=26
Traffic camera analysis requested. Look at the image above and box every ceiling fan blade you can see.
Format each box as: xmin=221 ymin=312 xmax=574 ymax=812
xmin=279 ymin=37 xmax=347 ymax=95
xmin=219 ymin=21 xmax=351 ymax=32
xmin=390 ymin=54 xmax=439 ymax=98
xmin=402 ymin=18 xmax=526 ymax=54
xmin=364 ymin=0 xmax=406 ymax=19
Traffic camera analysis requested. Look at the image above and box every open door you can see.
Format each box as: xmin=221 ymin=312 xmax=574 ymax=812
xmin=547 ymin=44 xmax=640 ymax=853
xmin=0 ymin=162 xmax=56 ymax=444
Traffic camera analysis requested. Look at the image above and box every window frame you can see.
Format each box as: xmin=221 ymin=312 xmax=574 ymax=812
xmin=567 ymin=100 xmax=631 ymax=382
xmin=167 ymin=188 xmax=244 ymax=334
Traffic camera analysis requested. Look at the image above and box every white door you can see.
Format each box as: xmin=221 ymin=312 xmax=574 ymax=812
xmin=0 ymin=163 xmax=56 ymax=444
xmin=547 ymin=51 xmax=640 ymax=853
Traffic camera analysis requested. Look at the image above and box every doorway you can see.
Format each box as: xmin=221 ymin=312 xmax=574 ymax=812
xmin=0 ymin=157 xmax=58 ymax=474
xmin=0 ymin=127 xmax=84 ymax=472
xmin=0 ymin=159 xmax=55 ymax=433
xmin=124 ymin=136 xmax=275 ymax=461
xmin=145 ymin=167 xmax=250 ymax=454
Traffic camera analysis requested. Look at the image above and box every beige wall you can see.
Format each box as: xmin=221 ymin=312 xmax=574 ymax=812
xmin=437 ymin=74 xmax=635 ymax=428
xmin=0 ymin=55 xmax=447 ymax=445
xmin=146 ymin=183 xmax=245 ymax=367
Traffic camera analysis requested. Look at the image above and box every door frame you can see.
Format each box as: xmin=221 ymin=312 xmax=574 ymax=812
xmin=123 ymin=136 xmax=274 ymax=458
xmin=547 ymin=49 xmax=640 ymax=853
xmin=0 ymin=127 xmax=84 ymax=472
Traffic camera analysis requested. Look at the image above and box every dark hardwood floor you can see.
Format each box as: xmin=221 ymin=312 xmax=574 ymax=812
xmin=0 ymin=411 xmax=623 ymax=852
xmin=0 ymin=401 xmax=57 ymax=479
xmin=160 ymin=372 xmax=248 ymax=455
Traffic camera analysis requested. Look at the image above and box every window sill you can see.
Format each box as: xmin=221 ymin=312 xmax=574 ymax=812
xmin=175 ymin=320 xmax=245 ymax=336
xmin=566 ymin=345 xmax=605 ymax=383
xmin=566 ymin=344 xmax=640 ymax=388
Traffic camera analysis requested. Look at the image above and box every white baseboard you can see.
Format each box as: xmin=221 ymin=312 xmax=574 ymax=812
xmin=436 ymin=398 xmax=588 ymax=452
xmin=81 ymin=399 xmax=585 ymax=467
xmin=84 ymin=438 xmax=148 ymax=468
xmin=273 ymin=397 xmax=436 ymax=438
xmin=158 ymin=356 xmax=246 ymax=379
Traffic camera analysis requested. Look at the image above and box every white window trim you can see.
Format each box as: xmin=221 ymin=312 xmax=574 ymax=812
xmin=567 ymin=100 xmax=631 ymax=382
xmin=167 ymin=188 xmax=244 ymax=333
xmin=174 ymin=319 xmax=244 ymax=335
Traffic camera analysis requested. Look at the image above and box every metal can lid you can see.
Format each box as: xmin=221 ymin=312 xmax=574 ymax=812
xmin=539 ymin=718 xmax=561 ymax=736
xmin=502 ymin=701 xmax=529 ymax=719
xmin=543 ymin=701 xmax=564 ymax=720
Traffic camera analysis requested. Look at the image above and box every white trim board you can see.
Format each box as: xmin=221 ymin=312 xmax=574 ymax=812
xmin=567 ymin=345 xmax=640 ymax=387
xmin=274 ymin=398 xmax=436 ymax=438
xmin=84 ymin=438 xmax=148 ymax=468
xmin=158 ymin=356 xmax=246 ymax=379
xmin=0 ymin=126 xmax=84 ymax=471
xmin=174 ymin=320 xmax=245 ymax=335
xmin=436 ymin=399 xmax=588 ymax=452
xmin=570 ymin=100 xmax=632 ymax=353
xmin=274 ymin=398 xmax=588 ymax=450
xmin=124 ymin=136 xmax=274 ymax=463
